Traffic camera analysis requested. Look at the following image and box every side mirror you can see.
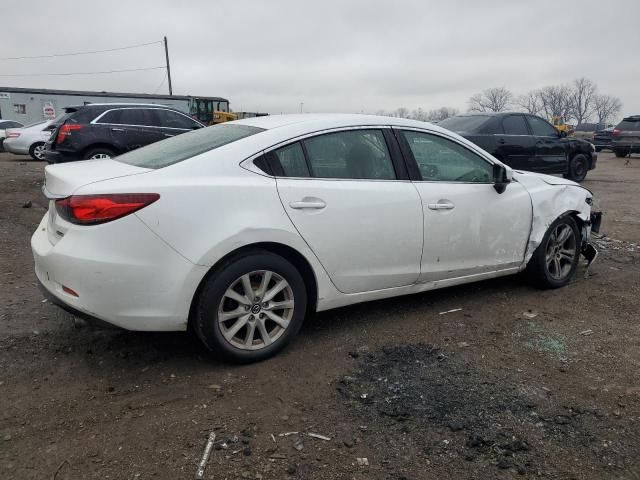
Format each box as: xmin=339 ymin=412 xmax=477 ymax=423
xmin=493 ymin=163 xmax=511 ymax=194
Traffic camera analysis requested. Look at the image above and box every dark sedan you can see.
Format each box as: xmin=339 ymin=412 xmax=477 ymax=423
xmin=593 ymin=127 xmax=614 ymax=152
xmin=439 ymin=113 xmax=597 ymax=182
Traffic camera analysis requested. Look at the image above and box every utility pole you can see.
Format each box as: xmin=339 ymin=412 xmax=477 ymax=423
xmin=164 ymin=36 xmax=173 ymax=95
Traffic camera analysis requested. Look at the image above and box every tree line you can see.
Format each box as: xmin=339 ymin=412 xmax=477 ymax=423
xmin=378 ymin=77 xmax=622 ymax=125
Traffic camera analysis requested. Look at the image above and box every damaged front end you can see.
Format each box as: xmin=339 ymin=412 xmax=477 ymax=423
xmin=581 ymin=211 xmax=602 ymax=268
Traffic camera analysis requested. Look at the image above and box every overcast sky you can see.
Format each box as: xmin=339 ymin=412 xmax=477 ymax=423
xmin=1 ymin=0 xmax=638 ymax=118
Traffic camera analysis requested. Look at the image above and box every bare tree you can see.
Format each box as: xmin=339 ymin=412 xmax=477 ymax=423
xmin=539 ymin=85 xmax=573 ymax=123
xmin=515 ymin=91 xmax=543 ymax=115
xmin=389 ymin=107 xmax=410 ymax=119
xmin=467 ymin=87 xmax=513 ymax=112
xmin=593 ymin=94 xmax=622 ymax=125
xmin=426 ymin=106 xmax=459 ymax=122
xmin=409 ymin=107 xmax=429 ymax=122
xmin=570 ymin=77 xmax=598 ymax=125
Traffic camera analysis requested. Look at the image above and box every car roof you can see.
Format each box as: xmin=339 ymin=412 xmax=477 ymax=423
xmin=65 ymin=103 xmax=185 ymax=111
xmin=233 ymin=113 xmax=444 ymax=132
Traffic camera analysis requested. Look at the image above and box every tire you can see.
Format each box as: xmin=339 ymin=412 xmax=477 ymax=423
xmin=29 ymin=142 xmax=46 ymax=161
xmin=526 ymin=216 xmax=581 ymax=289
xmin=194 ymin=250 xmax=308 ymax=363
xmin=614 ymin=149 xmax=628 ymax=158
xmin=595 ymin=147 xmax=602 ymax=152
xmin=564 ymin=154 xmax=588 ymax=182
xmin=83 ymin=147 xmax=116 ymax=160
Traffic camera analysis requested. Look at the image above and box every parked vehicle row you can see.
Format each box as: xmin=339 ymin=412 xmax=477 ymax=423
xmin=44 ymin=103 xmax=205 ymax=163
xmin=438 ymin=112 xmax=597 ymax=181
xmin=34 ymin=114 xmax=600 ymax=363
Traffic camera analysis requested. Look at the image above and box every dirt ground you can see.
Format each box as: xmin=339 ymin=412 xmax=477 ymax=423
xmin=1 ymin=150 xmax=639 ymax=480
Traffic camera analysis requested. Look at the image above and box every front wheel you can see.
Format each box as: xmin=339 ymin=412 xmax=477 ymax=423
xmin=526 ymin=216 xmax=581 ymax=289
xmin=194 ymin=250 xmax=307 ymax=363
xmin=29 ymin=142 xmax=46 ymax=161
xmin=563 ymin=154 xmax=588 ymax=182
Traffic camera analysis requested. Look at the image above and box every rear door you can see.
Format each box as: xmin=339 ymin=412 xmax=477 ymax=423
xmin=396 ymin=128 xmax=532 ymax=281
xmin=272 ymin=127 xmax=423 ymax=294
xmin=94 ymin=108 xmax=164 ymax=152
xmin=526 ymin=115 xmax=567 ymax=173
xmin=495 ymin=114 xmax=537 ymax=170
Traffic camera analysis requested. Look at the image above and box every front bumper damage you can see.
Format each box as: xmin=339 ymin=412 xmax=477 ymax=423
xmin=581 ymin=211 xmax=602 ymax=274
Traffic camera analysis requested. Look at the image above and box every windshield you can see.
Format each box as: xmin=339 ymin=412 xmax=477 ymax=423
xmin=438 ymin=115 xmax=490 ymax=133
xmin=115 ymin=123 xmax=264 ymax=169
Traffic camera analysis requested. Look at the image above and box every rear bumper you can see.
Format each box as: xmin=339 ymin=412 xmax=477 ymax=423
xmin=44 ymin=148 xmax=81 ymax=164
xmin=31 ymin=212 xmax=209 ymax=331
xmin=2 ymin=138 xmax=30 ymax=155
xmin=612 ymin=141 xmax=640 ymax=153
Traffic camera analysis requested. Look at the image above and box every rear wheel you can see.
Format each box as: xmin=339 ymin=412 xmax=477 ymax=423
xmin=29 ymin=142 xmax=46 ymax=161
xmin=194 ymin=250 xmax=307 ymax=363
xmin=563 ymin=154 xmax=588 ymax=182
xmin=595 ymin=146 xmax=602 ymax=152
xmin=614 ymin=149 xmax=628 ymax=158
xmin=83 ymin=147 xmax=116 ymax=160
xmin=526 ymin=216 xmax=580 ymax=289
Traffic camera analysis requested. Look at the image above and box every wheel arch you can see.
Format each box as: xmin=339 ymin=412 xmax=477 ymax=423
xmin=187 ymin=241 xmax=319 ymax=330
xmin=81 ymin=143 xmax=119 ymax=158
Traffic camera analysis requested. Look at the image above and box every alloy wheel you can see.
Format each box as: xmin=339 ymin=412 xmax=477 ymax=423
xmin=33 ymin=144 xmax=46 ymax=160
xmin=90 ymin=153 xmax=111 ymax=160
xmin=545 ymin=223 xmax=577 ymax=280
xmin=217 ymin=270 xmax=294 ymax=350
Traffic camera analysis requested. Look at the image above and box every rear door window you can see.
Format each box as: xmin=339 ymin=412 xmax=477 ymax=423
xmin=303 ymin=129 xmax=396 ymax=179
xmin=272 ymin=142 xmax=310 ymax=177
xmin=502 ymin=115 xmax=529 ymax=135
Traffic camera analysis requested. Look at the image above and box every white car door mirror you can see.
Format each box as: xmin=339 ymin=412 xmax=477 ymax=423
xmin=493 ymin=163 xmax=511 ymax=194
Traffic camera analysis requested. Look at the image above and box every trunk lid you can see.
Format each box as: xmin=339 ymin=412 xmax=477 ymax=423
xmin=43 ymin=159 xmax=151 ymax=197
xmin=43 ymin=159 xmax=152 ymax=245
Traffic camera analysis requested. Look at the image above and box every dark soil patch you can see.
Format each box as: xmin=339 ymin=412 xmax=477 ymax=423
xmin=337 ymin=344 xmax=639 ymax=478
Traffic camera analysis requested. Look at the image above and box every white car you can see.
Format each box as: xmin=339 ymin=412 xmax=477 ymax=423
xmin=0 ymin=119 xmax=24 ymax=148
xmin=32 ymin=114 xmax=598 ymax=362
xmin=3 ymin=120 xmax=57 ymax=160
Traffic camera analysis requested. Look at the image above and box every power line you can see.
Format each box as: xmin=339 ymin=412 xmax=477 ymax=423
xmin=0 ymin=66 xmax=166 ymax=77
xmin=0 ymin=40 xmax=162 ymax=60
xmin=152 ymin=71 xmax=168 ymax=94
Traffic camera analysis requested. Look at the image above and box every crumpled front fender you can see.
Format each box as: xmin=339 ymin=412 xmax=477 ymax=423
xmin=514 ymin=173 xmax=592 ymax=264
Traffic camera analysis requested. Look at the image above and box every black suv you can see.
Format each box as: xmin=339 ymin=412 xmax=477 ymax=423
xmin=44 ymin=103 xmax=205 ymax=163
xmin=438 ymin=113 xmax=597 ymax=182
xmin=612 ymin=115 xmax=640 ymax=157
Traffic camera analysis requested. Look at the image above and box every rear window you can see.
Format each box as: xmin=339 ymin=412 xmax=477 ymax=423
xmin=115 ymin=123 xmax=264 ymax=169
xmin=617 ymin=118 xmax=640 ymax=131
xmin=438 ymin=116 xmax=490 ymax=133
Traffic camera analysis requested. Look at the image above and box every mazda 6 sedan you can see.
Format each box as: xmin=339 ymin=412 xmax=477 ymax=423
xmin=33 ymin=114 xmax=598 ymax=362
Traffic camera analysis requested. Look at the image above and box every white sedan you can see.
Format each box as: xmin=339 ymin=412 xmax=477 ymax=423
xmin=32 ymin=114 xmax=598 ymax=362
xmin=3 ymin=120 xmax=56 ymax=160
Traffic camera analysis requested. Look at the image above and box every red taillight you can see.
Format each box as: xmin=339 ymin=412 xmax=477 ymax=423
xmin=6 ymin=132 xmax=20 ymax=138
xmin=55 ymin=193 xmax=160 ymax=225
xmin=56 ymin=124 xmax=83 ymax=144
xmin=612 ymin=128 xmax=621 ymax=137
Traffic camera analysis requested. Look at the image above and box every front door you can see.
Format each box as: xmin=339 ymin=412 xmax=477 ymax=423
xmin=396 ymin=129 xmax=532 ymax=282
xmin=526 ymin=115 xmax=567 ymax=173
xmin=272 ymin=128 xmax=423 ymax=294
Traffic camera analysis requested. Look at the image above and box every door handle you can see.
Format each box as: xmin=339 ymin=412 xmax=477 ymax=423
xmin=427 ymin=202 xmax=455 ymax=210
xmin=498 ymin=138 xmax=505 ymax=144
xmin=111 ymin=128 xmax=125 ymax=132
xmin=289 ymin=199 xmax=326 ymax=210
